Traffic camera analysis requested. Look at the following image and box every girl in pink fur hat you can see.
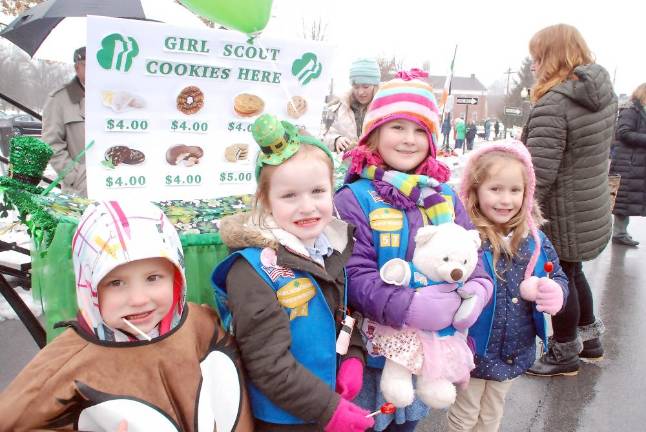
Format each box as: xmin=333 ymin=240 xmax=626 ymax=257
xmin=447 ymin=141 xmax=568 ymax=432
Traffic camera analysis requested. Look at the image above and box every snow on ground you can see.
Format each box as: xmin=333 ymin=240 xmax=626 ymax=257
xmin=0 ymin=210 xmax=41 ymax=321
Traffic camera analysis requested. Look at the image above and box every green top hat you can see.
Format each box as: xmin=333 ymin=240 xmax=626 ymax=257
xmin=252 ymin=113 xmax=333 ymax=179
xmin=7 ymin=136 xmax=53 ymax=186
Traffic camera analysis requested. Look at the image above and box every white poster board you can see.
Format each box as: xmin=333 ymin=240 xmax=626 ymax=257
xmin=85 ymin=16 xmax=332 ymax=200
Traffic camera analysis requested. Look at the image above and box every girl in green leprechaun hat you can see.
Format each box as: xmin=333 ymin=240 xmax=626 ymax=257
xmin=212 ymin=114 xmax=373 ymax=431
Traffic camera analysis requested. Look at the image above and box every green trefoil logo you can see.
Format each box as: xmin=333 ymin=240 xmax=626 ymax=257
xmin=96 ymin=33 xmax=140 ymax=72
xmin=291 ymin=52 xmax=322 ymax=85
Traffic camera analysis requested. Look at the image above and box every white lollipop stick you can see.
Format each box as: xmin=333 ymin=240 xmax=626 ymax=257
xmin=122 ymin=318 xmax=152 ymax=341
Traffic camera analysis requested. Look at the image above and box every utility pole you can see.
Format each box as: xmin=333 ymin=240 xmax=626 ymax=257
xmin=503 ymin=67 xmax=518 ymax=138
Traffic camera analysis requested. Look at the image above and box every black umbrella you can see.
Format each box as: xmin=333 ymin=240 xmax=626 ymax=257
xmin=0 ymin=0 xmax=205 ymax=60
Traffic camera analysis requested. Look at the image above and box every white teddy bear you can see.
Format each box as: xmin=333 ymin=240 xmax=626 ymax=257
xmin=364 ymin=223 xmax=482 ymax=409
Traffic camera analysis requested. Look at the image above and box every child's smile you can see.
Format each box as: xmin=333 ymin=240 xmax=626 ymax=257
xmin=376 ymin=119 xmax=429 ymax=172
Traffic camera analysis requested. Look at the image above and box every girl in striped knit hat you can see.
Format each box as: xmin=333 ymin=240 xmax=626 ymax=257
xmin=334 ymin=70 xmax=494 ymax=431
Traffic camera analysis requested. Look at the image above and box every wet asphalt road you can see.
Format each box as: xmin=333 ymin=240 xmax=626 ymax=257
xmin=420 ymin=217 xmax=646 ymax=431
xmin=2 ymin=218 xmax=646 ymax=431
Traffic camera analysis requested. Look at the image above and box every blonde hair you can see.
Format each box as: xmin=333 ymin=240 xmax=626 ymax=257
xmin=632 ymin=83 xmax=646 ymax=105
xmin=253 ymin=144 xmax=334 ymax=220
xmin=529 ymin=24 xmax=594 ymax=102
xmin=463 ymin=151 xmax=544 ymax=273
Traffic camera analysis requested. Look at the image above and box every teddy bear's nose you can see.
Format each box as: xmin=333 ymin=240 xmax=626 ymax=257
xmin=450 ymin=269 xmax=463 ymax=281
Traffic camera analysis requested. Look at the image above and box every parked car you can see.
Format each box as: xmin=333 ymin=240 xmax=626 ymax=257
xmin=0 ymin=114 xmax=42 ymax=157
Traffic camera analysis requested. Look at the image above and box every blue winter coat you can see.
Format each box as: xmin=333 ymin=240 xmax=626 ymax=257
xmin=469 ymin=232 xmax=569 ymax=381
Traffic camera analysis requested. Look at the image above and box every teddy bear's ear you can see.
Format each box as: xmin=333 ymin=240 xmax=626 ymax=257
xmin=415 ymin=225 xmax=439 ymax=245
xmin=468 ymin=230 xmax=482 ymax=248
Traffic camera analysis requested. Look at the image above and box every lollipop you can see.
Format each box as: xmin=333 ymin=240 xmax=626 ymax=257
xmin=366 ymin=402 xmax=396 ymax=418
xmin=544 ymin=261 xmax=554 ymax=278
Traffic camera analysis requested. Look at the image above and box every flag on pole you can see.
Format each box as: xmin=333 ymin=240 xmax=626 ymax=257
xmin=440 ymin=45 xmax=458 ymax=110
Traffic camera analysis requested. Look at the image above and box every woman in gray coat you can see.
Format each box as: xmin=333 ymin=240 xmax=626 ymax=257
xmin=609 ymin=83 xmax=646 ymax=246
xmin=521 ymin=24 xmax=617 ymax=376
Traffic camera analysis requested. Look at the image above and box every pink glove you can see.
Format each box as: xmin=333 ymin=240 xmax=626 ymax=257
xmin=336 ymin=358 xmax=363 ymax=400
xmin=324 ymin=398 xmax=374 ymax=432
xmin=535 ymin=277 xmax=564 ymax=315
xmin=404 ymin=283 xmax=461 ymax=331
xmin=453 ymin=278 xmax=493 ymax=331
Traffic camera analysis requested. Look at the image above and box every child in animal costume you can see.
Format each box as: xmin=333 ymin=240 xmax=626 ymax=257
xmin=0 ymin=200 xmax=253 ymax=432
xmin=446 ymin=142 xmax=568 ymax=432
xmin=212 ymin=114 xmax=373 ymax=432
xmin=334 ymin=68 xmax=494 ymax=432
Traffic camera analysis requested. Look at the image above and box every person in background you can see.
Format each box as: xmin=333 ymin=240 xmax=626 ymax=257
xmin=609 ymin=82 xmax=646 ymax=247
xmin=494 ymin=120 xmax=500 ymax=139
xmin=42 ymin=46 xmax=87 ymax=197
xmin=441 ymin=113 xmax=452 ymax=150
xmin=323 ymin=58 xmax=381 ymax=153
xmin=454 ymin=115 xmax=466 ymax=150
xmin=522 ymin=23 xmax=617 ymax=376
xmin=335 ymin=70 xmax=493 ymax=431
xmin=448 ymin=142 xmax=568 ymax=432
xmin=466 ymin=121 xmax=477 ymax=151
xmin=484 ymin=118 xmax=492 ymax=141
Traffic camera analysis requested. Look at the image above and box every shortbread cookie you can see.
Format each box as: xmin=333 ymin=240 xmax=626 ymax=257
xmin=287 ymin=96 xmax=307 ymax=119
xmin=224 ymin=143 xmax=249 ymax=162
xmin=177 ymin=86 xmax=204 ymax=115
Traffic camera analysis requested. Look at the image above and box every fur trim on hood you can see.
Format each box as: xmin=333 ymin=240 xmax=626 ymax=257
xmin=220 ymin=212 xmax=350 ymax=259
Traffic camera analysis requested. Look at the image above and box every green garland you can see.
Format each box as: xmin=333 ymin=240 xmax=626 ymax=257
xmin=8 ymin=136 xmax=53 ymax=179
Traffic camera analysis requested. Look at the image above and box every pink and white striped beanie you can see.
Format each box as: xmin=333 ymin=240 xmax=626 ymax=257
xmin=344 ymin=69 xmax=450 ymax=182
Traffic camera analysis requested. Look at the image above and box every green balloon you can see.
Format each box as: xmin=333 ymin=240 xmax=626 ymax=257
xmin=180 ymin=0 xmax=273 ymax=35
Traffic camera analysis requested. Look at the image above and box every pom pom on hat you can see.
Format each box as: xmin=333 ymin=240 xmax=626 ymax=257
xmin=349 ymin=58 xmax=381 ymax=85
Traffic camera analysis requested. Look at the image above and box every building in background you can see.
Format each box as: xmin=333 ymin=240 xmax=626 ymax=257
xmin=427 ymin=74 xmax=488 ymax=122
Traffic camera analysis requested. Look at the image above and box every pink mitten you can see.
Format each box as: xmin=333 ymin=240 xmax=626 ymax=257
xmin=453 ymin=278 xmax=493 ymax=331
xmin=405 ymin=283 xmax=461 ymax=331
xmin=535 ymin=277 xmax=564 ymax=315
xmin=324 ymin=398 xmax=374 ymax=432
xmin=519 ymin=276 xmax=539 ymax=301
xmin=336 ymin=358 xmax=363 ymax=400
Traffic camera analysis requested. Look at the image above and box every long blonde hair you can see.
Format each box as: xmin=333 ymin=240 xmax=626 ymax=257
xmin=529 ymin=24 xmax=594 ymax=102
xmin=463 ymin=151 xmax=544 ymax=273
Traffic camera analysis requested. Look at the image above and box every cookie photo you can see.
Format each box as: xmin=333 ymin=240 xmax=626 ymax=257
xmin=177 ymin=86 xmax=204 ymax=115
xmin=287 ymin=96 xmax=307 ymax=119
xmin=233 ymin=93 xmax=264 ymax=117
xmin=224 ymin=143 xmax=249 ymax=162
xmin=104 ymin=146 xmax=145 ymax=166
xmin=166 ymin=145 xmax=204 ymax=167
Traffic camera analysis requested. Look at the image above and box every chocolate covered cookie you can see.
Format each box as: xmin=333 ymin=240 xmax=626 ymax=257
xmin=105 ymin=146 xmax=145 ymax=166
xmin=166 ymin=145 xmax=204 ymax=167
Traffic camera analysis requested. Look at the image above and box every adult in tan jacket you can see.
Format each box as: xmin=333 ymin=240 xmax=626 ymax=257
xmin=42 ymin=46 xmax=87 ymax=196
xmin=323 ymin=58 xmax=380 ymax=152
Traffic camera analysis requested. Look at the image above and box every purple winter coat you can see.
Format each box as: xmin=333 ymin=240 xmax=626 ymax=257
xmin=334 ymin=181 xmax=493 ymax=329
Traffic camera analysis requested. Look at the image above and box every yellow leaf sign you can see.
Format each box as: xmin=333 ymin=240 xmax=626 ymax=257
xmin=276 ymin=278 xmax=316 ymax=320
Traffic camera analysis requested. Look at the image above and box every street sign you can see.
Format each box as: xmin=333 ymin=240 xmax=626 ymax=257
xmin=456 ymin=96 xmax=478 ymax=105
xmin=505 ymin=107 xmax=522 ymax=116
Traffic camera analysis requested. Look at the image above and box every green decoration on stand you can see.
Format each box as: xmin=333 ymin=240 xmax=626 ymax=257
xmin=0 ymin=136 xmax=57 ymax=248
